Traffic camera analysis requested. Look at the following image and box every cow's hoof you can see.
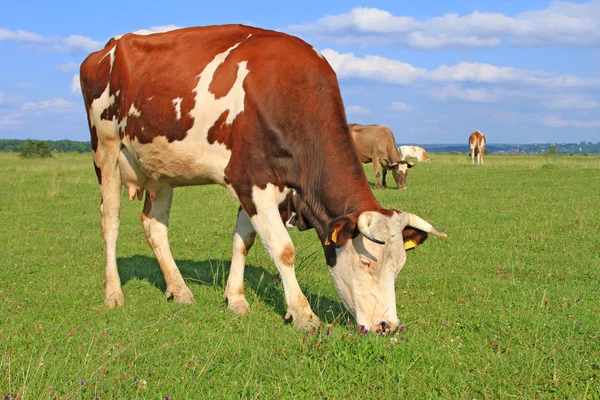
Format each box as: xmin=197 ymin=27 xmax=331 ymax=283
xmin=286 ymin=311 xmax=320 ymax=329
xmin=104 ymin=290 xmax=125 ymax=308
xmin=166 ymin=286 xmax=195 ymax=305
xmin=227 ymin=301 xmax=251 ymax=315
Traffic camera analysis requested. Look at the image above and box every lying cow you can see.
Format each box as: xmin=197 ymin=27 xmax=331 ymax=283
xmin=349 ymin=124 xmax=414 ymax=189
xmin=80 ymin=25 xmax=446 ymax=333
xmin=399 ymin=145 xmax=430 ymax=162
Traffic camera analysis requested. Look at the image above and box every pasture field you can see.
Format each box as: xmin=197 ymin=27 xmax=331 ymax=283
xmin=0 ymin=152 xmax=599 ymax=399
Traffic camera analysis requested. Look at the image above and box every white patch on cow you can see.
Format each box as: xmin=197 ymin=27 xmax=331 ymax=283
xmin=88 ymin=84 xmax=115 ymax=130
xmin=250 ymin=184 xmax=293 ymax=255
xmin=172 ymin=97 xmax=183 ymax=120
xmin=99 ymin=45 xmax=117 ymax=74
xmin=137 ymin=35 xmax=251 ymax=185
xmin=128 ymin=104 xmax=141 ymax=117
xmin=249 ymin=184 xmax=316 ymax=323
xmin=398 ymin=163 xmax=409 ymax=174
xmin=188 ymin=39 xmax=250 ymax=126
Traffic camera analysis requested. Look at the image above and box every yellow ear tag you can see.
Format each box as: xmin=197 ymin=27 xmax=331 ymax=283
xmin=331 ymin=229 xmax=339 ymax=244
xmin=404 ymin=239 xmax=417 ymax=250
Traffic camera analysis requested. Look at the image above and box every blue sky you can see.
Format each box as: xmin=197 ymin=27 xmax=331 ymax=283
xmin=1 ymin=0 xmax=599 ymax=144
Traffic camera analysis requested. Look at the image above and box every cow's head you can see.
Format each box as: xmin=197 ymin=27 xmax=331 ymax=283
xmin=324 ymin=210 xmax=446 ymax=333
xmin=389 ymin=161 xmax=415 ymax=189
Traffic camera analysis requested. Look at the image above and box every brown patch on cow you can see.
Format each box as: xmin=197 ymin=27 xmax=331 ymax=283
xmin=206 ymin=110 xmax=232 ymax=147
xmin=90 ymin=126 xmax=99 ymax=152
xmin=280 ymin=244 xmax=295 ymax=267
xmin=209 ymin=59 xmax=239 ymax=99
xmin=93 ymin=160 xmax=102 ymax=184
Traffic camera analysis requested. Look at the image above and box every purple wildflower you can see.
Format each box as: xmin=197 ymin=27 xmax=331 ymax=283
xmin=79 ymin=379 xmax=85 ymax=386
xmin=134 ymin=376 xmax=139 ymax=382
xmin=164 ymin=397 xmax=171 ymax=400
xmin=398 ymin=325 xmax=406 ymax=333
xmin=4 ymin=395 xmax=11 ymax=400
xmin=326 ymin=328 xmax=332 ymax=336
xmin=359 ymin=325 xmax=368 ymax=336
xmin=577 ymin=298 xmax=581 ymax=302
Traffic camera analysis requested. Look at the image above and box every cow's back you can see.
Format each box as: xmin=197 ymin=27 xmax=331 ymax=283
xmin=349 ymin=124 xmax=401 ymax=164
xmin=81 ymin=25 xmax=348 ymax=189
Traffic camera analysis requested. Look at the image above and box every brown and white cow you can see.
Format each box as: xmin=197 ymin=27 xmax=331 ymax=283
xmin=80 ymin=25 xmax=446 ymax=333
xmin=349 ymin=124 xmax=414 ymax=190
xmin=469 ymin=130 xmax=486 ymax=164
xmin=399 ymin=146 xmax=430 ymax=162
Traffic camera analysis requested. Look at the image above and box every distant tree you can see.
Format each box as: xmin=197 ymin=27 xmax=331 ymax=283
xmin=548 ymin=145 xmax=558 ymax=155
xmin=20 ymin=140 xmax=53 ymax=158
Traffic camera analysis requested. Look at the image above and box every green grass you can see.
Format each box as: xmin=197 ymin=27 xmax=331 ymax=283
xmin=1 ymin=152 xmax=599 ymax=399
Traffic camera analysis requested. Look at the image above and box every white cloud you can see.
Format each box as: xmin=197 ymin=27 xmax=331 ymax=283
xmin=388 ymin=101 xmax=413 ymax=111
xmin=71 ymin=74 xmax=81 ymax=94
xmin=289 ymin=2 xmax=600 ymax=49
xmin=2 ymin=25 xmax=183 ymax=54
xmin=322 ymin=49 xmax=426 ymax=84
xmin=321 ymin=49 xmax=588 ymax=88
xmin=61 ymin=35 xmax=103 ymax=53
xmin=429 ymin=85 xmax=499 ymax=102
xmin=541 ymin=116 xmax=600 ymax=128
xmin=1 ymin=28 xmax=103 ymax=53
xmin=346 ymin=105 xmax=371 ymax=115
xmin=543 ymin=95 xmax=598 ymax=110
xmin=22 ymin=98 xmax=75 ymax=111
xmin=0 ymin=28 xmax=48 ymax=43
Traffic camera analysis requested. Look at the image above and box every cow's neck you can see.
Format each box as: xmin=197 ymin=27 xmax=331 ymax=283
xmin=290 ymin=149 xmax=381 ymax=243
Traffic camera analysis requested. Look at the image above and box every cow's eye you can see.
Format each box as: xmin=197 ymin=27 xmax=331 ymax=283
xmin=359 ymin=256 xmax=371 ymax=266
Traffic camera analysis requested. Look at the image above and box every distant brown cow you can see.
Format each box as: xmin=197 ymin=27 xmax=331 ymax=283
xmin=469 ymin=130 xmax=486 ymax=164
xmin=349 ymin=124 xmax=414 ymax=189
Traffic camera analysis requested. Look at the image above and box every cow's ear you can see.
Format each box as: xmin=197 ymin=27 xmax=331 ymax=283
xmin=401 ymin=161 xmax=415 ymax=169
xmin=325 ymin=215 xmax=357 ymax=247
xmin=402 ymin=227 xmax=428 ymax=251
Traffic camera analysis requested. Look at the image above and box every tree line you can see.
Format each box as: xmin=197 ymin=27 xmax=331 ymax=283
xmin=0 ymin=139 xmax=91 ymax=155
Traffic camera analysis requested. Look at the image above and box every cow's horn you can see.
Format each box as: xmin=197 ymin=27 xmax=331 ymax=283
xmin=357 ymin=212 xmax=386 ymax=245
xmin=405 ymin=213 xmax=448 ymax=238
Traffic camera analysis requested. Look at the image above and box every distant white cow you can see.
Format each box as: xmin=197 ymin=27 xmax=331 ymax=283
xmin=399 ymin=146 xmax=430 ymax=162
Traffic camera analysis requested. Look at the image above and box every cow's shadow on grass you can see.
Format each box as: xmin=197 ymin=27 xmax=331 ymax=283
xmin=117 ymin=255 xmax=347 ymax=324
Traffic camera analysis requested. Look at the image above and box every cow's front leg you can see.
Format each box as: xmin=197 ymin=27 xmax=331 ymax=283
xmin=381 ymin=165 xmax=389 ymax=188
xmin=141 ymin=187 xmax=194 ymax=304
xmin=244 ymin=186 xmax=319 ymax=328
xmin=224 ymin=208 xmax=256 ymax=314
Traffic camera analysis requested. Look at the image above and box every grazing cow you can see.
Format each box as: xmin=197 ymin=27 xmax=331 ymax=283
xmin=399 ymin=146 xmax=430 ymax=162
xmin=469 ymin=130 xmax=486 ymax=164
xmin=80 ymin=25 xmax=446 ymax=333
xmin=349 ymin=124 xmax=414 ymax=190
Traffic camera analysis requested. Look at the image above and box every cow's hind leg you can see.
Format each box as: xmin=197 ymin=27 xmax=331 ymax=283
xmin=373 ymin=157 xmax=382 ymax=189
xmin=243 ymin=186 xmax=319 ymax=328
xmin=223 ymin=208 xmax=256 ymax=314
xmin=141 ymin=187 xmax=194 ymax=304
xmin=93 ymin=140 xmax=124 ymax=308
